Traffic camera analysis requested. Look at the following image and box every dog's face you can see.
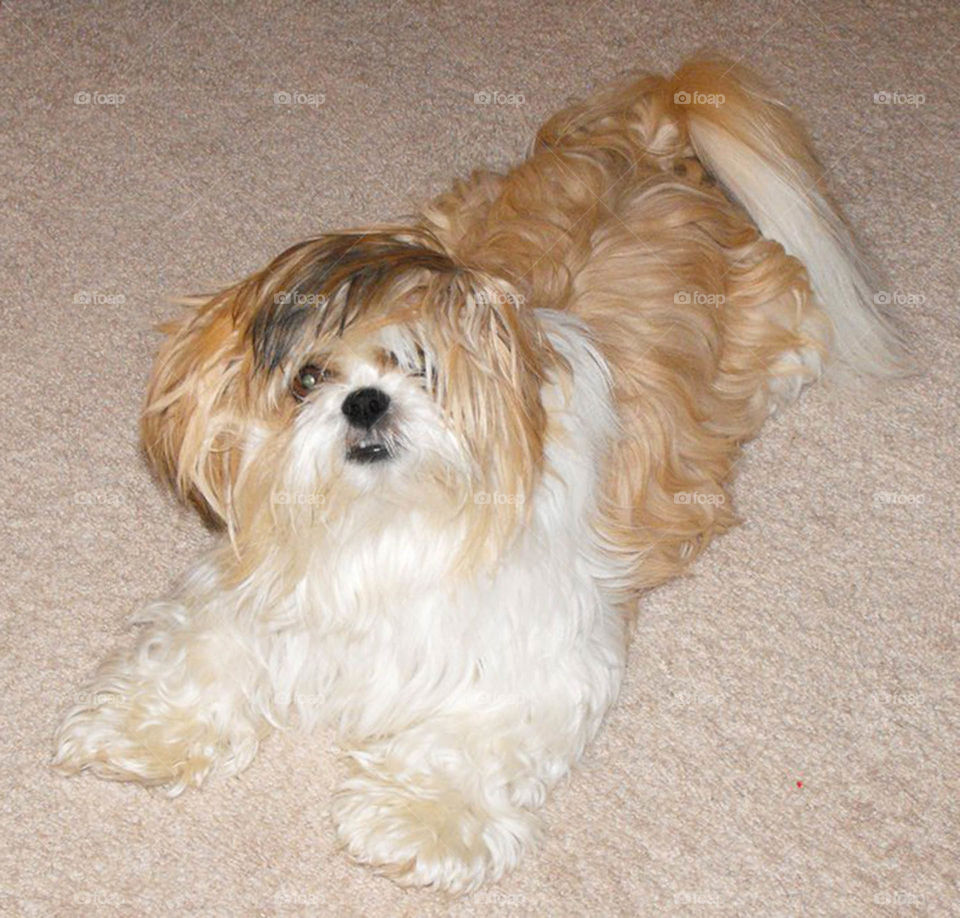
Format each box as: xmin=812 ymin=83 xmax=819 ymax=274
xmin=142 ymin=230 xmax=557 ymax=562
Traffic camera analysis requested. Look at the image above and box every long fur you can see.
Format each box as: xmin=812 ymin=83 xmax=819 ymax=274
xmin=54 ymin=58 xmax=902 ymax=891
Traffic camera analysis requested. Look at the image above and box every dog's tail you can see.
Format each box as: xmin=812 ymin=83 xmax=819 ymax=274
xmin=659 ymin=59 xmax=908 ymax=375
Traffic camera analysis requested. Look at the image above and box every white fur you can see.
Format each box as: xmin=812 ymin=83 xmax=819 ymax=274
xmin=53 ymin=312 xmax=624 ymax=892
xmin=687 ymin=116 xmax=903 ymax=375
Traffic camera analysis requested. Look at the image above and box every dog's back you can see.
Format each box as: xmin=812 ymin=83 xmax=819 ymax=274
xmin=422 ymin=58 xmax=905 ymax=600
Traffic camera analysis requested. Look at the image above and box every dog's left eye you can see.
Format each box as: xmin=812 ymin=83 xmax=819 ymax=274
xmin=386 ymin=348 xmax=430 ymax=381
xmin=291 ymin=364 xmax=326 ymax=400
xmin=411 ymin=346 xmax=431 ymax=380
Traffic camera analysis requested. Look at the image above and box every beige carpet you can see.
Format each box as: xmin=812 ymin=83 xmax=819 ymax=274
xmin=2 ymin=1 xmax=957 ymax=914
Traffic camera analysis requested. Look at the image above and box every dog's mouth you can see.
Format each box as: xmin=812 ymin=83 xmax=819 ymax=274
xmin=346 ymin=441 xmax=391 ymax=464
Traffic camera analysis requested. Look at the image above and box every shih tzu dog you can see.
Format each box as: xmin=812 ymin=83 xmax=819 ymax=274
xmin=54 ymin=59 xmax=902 ymax=891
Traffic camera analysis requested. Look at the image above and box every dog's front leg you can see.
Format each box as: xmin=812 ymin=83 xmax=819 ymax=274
xmin=53 ymin=570 xmax=271 ymax=794
xmin=330 ymin=702 xmax=589 ymax=892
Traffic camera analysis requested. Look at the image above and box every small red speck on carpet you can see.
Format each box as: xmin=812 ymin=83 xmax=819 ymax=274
xmin=796 ymin=781 xmax=803 ymax=788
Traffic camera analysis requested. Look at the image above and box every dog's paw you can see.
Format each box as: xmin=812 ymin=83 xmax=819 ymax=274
xmin=52 ymin=687 xmax=257 ymax=794
xmin=331 ymin=769 xmax=537 ymax=892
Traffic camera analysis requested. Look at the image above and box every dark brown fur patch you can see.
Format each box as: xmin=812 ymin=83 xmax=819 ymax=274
xmin=247 ymin=232 xmax=459 ymax=371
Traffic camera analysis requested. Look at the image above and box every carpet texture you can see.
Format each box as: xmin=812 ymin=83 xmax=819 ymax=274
xmin=1 ymin=1 xmax=957 ymax=914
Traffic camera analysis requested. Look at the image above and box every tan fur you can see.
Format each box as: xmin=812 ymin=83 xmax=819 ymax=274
xmin=419 ymin=60 xmax=840 ymax=601
xmin=144 ymin=58 xmax=883 ymax=606
xmin=59 ymin=59 xmax=899 ymax=890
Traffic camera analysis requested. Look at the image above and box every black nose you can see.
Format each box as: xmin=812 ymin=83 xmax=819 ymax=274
xmin=341 ymin=387 xmax=390 ymax=429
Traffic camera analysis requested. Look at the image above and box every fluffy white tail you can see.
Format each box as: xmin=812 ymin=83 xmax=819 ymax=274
xmin=667 ymin=60 xmax=907 ymax=375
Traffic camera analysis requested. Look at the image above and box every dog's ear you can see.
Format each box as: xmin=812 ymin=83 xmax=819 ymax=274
xmin=423 ymin=271 xmax=554 ymax=544
xmin=141 ymin=292 xmax=251 ymax=527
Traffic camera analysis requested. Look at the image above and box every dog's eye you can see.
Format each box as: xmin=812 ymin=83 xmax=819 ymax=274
xmin=291 ymin=364 xmax=326 ymax=400
xmin=412 ymin=346 xmax=430 ymax=380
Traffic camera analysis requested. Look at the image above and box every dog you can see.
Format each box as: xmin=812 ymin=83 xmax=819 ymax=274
xmin=54 ymin=58 xmax=903 ymax=891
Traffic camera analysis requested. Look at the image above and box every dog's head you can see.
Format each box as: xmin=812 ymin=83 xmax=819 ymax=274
xmin=142 ymin=229 xmax=559 ymax=563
